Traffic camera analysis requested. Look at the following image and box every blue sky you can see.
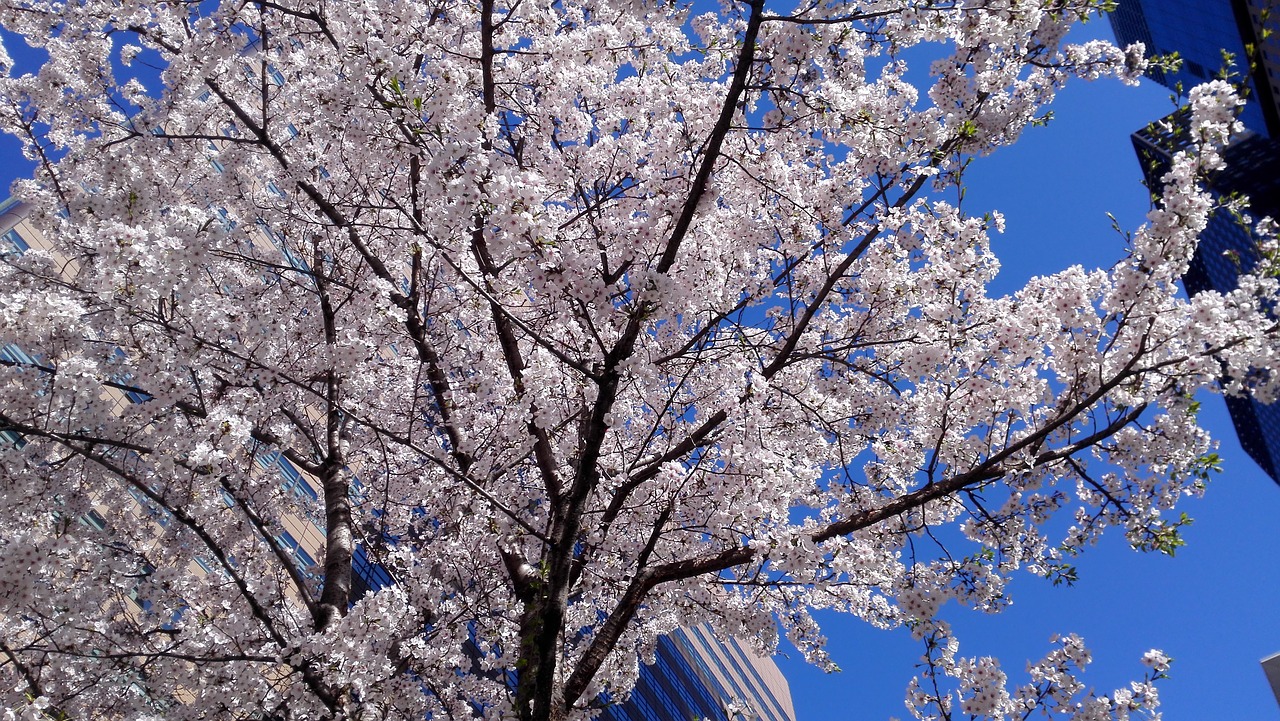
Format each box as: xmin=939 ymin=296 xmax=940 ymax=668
xmin=770 ymin=20 xmax=1280 ymax=721
xmin=2 ymin=12 xmax=1278 ymax=721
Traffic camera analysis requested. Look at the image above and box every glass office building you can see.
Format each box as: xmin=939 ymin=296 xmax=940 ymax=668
xmin=1109 ymin=0 xmax=1279 ymax=138
xmin=2 ymin=197 xmax=795 ymax=721
xmin=603 ymin=625 xmax=795 ymax=721
xmin=1112 ymin=2 xmax=1280 ymax=487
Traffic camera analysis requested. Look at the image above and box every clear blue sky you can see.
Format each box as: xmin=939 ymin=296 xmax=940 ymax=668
xmin=1 ymin=14 xmax=1277 ymax=721
xmin=770 ymin=20 xmax=1280 ymax=721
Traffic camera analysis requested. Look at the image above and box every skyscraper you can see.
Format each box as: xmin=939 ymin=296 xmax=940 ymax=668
xmin=1109 ymin=0 xmax=1279 ymax=137
xmin=603 ymin=624 xmax=795 ymax=721
xmin=1264 ymin=651 xmax=1280 ymax=708
xmin=1109 ymin=3 xmax=1280 ymax=700
xmin=1 ymin=196 xmax=795 ymax=721
xmin=1111 ymin=1 xmax=1280 ymax=486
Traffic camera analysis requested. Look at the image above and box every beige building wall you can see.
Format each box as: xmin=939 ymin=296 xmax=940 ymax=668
xmin=5 ymin=197 xmax=798 ymax=719
xmin=673 ymin=624 xmax=796 ymax=721
xmin=1 ymin=196 xmax=333 ymax=592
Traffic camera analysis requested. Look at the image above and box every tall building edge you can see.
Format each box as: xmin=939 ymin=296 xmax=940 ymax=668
xmin=1231 ymin=0 xmax=1280 ymax=137
xmin=602 ymin=625 xmax=796 ymax=721
xmin=1111 ymin=1 xmax=1280 ymax=488
xmin=1265 ymin=652 xmax=1280 ymax=708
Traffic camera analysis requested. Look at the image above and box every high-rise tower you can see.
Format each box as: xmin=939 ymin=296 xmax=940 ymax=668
xmin=1 ymin=196 xmax=796 ymax=721
xmin=1111 ymin=1 xmax=1280 ymax=486
xmin=1109 ymin=0 xmax=1280 ymax=137
xmin=604 ymin=625 xmax=795 ymax=721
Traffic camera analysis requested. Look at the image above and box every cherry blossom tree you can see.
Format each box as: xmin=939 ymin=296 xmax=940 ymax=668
xmin=0 ymin=0 xmax=1274 ymax=719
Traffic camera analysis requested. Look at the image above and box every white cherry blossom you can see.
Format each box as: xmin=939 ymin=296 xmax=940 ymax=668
xmin=0 ymin=1 xmax=1273 ymax=720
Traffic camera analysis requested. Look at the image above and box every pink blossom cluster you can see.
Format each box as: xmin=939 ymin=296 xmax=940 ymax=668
xmin=0 ymin=0 xmax=1272 ymax=719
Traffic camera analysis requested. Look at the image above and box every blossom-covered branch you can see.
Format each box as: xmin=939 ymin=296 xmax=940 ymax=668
xmin=0 ymin=1 xmax=1274 ymax=720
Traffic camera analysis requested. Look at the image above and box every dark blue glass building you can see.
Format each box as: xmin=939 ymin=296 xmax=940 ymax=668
xmin=1112 ymin=2 xmax=1280 ymax=486
xmin=1109 ymin=0 xmax=1279 ymax=138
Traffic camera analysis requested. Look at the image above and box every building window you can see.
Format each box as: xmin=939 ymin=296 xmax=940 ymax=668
xmin=279 ymin=459 xmax=319 ymax=503
xmin=1 ymin=228 xmax=29 ymax=257
xmin=81 ymin=509 xmax=108 ymax=531
xmin=0 ymin=343 xmax=36 ymax=366
xmin=256 ymin=449 xmax=320 ymax=503
xmin=275 ymin=530 xmax=319 ymax=580
xmin=213 ymin=206 xmax=237 ymax=230
xmin=110 ymin=348 xmax=152 ymax=403
xmin=128 ymin=487 xmax=172 ymax=527
xmin=128 ymin=561 xmax=158 ymax=610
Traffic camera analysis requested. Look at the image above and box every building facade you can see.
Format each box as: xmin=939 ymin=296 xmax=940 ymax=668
xmin=603 ymin=625 xmax=795 ymax=721
xmin=1109 ymin=0 xmax=1280 ymax=137
xmin=1110 ymin=2 xmax=1280 ymax=702
xmin=1111 ymin=2 xmax=1280 ymax=487
xmin=1 ymin=197 xmax=795 ymax=721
